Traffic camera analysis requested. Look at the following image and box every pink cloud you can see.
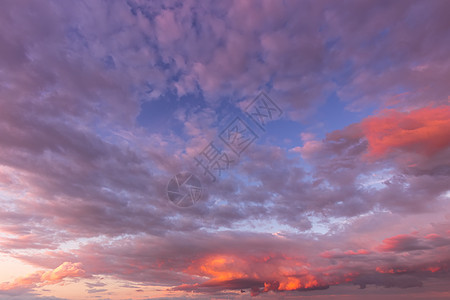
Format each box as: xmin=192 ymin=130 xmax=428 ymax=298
xmin=0 ymin=262 xmax=85 ymax=292
xmin=377 ymin=232 xmax=450 ymax=252
xmin=156 ymin=9 xmax=182 ymax=45
xmin=362 ymin=105 xmax=450 ymax=159
xmin=0 ymin=1 xmax=449 ymax=299
xmin=8 ymin=223 xmax=448 ymax=297
xmin=321 ymin=249 xmax=371 ymax=258
xmin=377 ymin=234 xmax=427 ymax=252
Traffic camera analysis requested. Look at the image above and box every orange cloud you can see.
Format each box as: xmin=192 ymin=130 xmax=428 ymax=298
xmin=376 ymin=266 xmax=409 ymax=274
xmin=196 ymin=255 xmax=246 ymax=282
xmin=277 ymin=274 xmax=320 ymax=291
xmin=361 ymin=105 xmax=450 ymax=158
xmin=0 ymin=262 xmax=85 ymax=291
xmin=178 ymin=254 xmax=326 ymax=295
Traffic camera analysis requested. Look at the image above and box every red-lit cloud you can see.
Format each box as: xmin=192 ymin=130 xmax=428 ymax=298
xmin=0 ymin=0 xmax=449 ymax=299
xmin=362 ymin=105 xmax=450 ymax=159
xmin=378 ymin=233 xmax=450 ymax=252
xmin=6 ymin=226 xmax=448 ymax=297
xmin=178 ymin=253 xmax=325 ymax=295
xmin=0 ymin=262 xmax=85 ymax=292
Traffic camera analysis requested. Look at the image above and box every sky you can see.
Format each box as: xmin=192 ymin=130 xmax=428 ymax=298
xmin=0 ymin=0 xmax=449 ymax=299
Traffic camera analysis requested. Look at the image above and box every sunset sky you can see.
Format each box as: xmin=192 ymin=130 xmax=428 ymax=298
xmin=0 ymin=0 xmax=449 ymax=299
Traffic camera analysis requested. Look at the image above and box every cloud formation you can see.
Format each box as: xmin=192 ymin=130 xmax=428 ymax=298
xmin=0 ymin=262 xmax=85 ymax=292
xmin=0 ymin=0 xmax=449 ymax=299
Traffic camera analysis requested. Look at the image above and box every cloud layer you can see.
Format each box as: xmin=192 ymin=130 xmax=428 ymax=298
xmin=0 ymin=0 xmax=449 ymax=299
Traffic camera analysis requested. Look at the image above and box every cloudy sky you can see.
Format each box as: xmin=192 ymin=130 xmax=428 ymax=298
xmin=0 ymin=0 xmax=449 ymax=299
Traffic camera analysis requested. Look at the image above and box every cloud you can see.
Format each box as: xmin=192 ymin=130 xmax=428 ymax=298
xmin=0 ymin=262 xmax=85 ymax=292
xmin=362 ymin=105 xmax=450 ymax=159
xmin=7 ymin=224 xmax=448 ymax=297
xmin=0 ymin=0 xmax=449 ymax=299
xmin=321 ymin=249 xmax=371 ymax=259
xmin=378 ymin=233 xmax=450 ymax=252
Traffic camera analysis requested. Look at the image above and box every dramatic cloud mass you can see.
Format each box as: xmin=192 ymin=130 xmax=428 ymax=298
xmin=0 ymin=0 xmax=449 ymax=299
